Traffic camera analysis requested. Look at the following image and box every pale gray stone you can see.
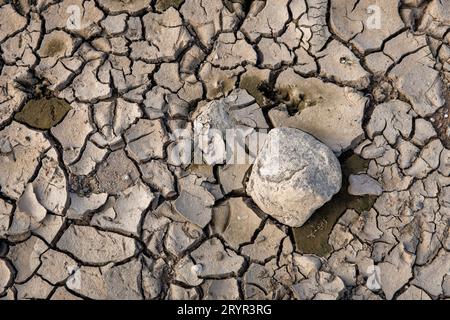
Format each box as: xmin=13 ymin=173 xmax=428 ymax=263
xmin=247 ymin=128 xmax=342 ymax=227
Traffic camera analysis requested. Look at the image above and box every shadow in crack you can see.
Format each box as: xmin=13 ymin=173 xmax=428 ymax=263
xmin=292 ymin=153 xmax=378 ymax=257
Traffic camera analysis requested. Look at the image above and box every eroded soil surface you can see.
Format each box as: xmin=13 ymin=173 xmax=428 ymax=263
xmin=0 ymin=0 xmax=449 ymax=300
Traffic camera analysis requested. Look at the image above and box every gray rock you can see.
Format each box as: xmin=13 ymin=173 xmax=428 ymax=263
xmin=247 ymin=128 xmax=342 ymax=227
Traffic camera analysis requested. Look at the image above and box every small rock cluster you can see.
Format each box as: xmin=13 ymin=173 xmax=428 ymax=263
xmin=0 ymin=0 xmax=449 ymax=300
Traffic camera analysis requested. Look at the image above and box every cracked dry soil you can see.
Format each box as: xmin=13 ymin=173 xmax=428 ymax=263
xmin=0 ymin=0 xmax=449 ymax=300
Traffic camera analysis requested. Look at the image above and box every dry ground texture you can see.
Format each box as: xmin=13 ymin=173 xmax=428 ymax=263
xmin=0 ymin=0 xmax=449 ymax=300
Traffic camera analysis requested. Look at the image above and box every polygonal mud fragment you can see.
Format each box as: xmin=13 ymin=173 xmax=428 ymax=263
xmin=95 ymin=150 xmax=140 ymax=195
xmin=180 ymin=0 xmax=239 ymax=47
xmin=378 ymin=244 xmax=415 ymax=299
xmin=8 ymin=184 xmax=47 ymax=237
xmin=174 ymin=175 xmax=215 ymax=228
xmin=32 ymin=148 xmax=68 ymax=215
xmin=193 ymin=89 xmax=268 ymax=165
xmin=317 ymin=40 xmax=370 ymax=89
xmin=131 ymin=8 xmax=191 ymax=63
xmin=207 ymin=32 xmax=257 ymax=69
xmin=140 ymin=160 xmax=176 ymax=198
xmin=0 ymin=4 xmax=27 ymax=42
xmin=164 ymin=221 xmax=203 ymax=257
xmin=199 ymin=63 xmax=244 ymax=99
xmin=295 ymin=0 xmax=330 ymax=54
xmin=15 ymin=275 xmax=54 ymax=300
xmin=212 ymin=197 xmax=262 ymax=250
xmin=418 ymin=0 xmax=450 ymax=38
xmin=56 ymin=225 xmax=137 ymax=264
xmin=241 ymin=221 xmax=286 ymax=263
xmin=330 ymin=0 xmax=405 ymax=53
xmin=389 ymin=48 xmax=445 ymax=117
xmin=37 ymin=249 xmax=78 ymax=285
xmin=7 ymin=236 xmax=48 ymax=283
xmin=91 ymin=182 xmax=154 ymax=236
xmin=43 ymin=0 xmax=104 ymax=38
xmin=292 ymin=271 xmax=346 ymax=300
xmin=51 ymin=102 xmax=94 ymax=165
xmin=0 ymin=259 xmax=12 ymax=295
xmin=366 ymin=100 xmax=413 ymax=145
xmin=271 ymin=69 xmax=367 ymax=155
xmin=0 ymin=122 xmax=51 ymax=200
xmin=241 ymin=0 xmax=290 ymax=42
xmin=125 ymin=119 xmax=169 ymax=162
xmin=191 ymin=238 xmax=245 ymax=277
xmin=257 ymin=38 xmax=294 ymax=69
xmin=0 ymin=66 xmax=29 ymax=126
xmin=72 ymin=59 xmax=112 ymax=102
xmin=218 ymin=164 xmax=251 ymax=195
xmin=173 ymin=255 xmax=203 ymax=287
xmin=202 ymin=279 xmax=240 ymax=300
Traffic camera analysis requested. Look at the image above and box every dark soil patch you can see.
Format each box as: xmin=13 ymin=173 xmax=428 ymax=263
xmin=292 ymin=154 xmax=378 ymax=257
xmin=14 ymin=97 xmax=71 ymax=130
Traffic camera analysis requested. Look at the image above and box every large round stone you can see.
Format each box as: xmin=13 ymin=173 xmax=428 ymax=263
xmin=247 ymin=128 xmax=342 ymax=227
